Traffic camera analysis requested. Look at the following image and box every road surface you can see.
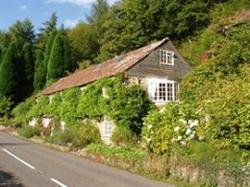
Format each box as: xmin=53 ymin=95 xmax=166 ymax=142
xmin=0 ymin=132 xmax=172 ymax=187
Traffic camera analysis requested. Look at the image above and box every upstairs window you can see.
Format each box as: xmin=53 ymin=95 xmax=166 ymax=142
xmin=160 ymin=50 xmax=174 ymax=65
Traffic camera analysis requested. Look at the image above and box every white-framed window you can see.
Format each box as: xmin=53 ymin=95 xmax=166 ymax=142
xmin=147 ymin=78 xmax=179 ymax=103
xmin=160 ymin=50 xmax=174 ymax=65
xmin=103 ymin=118 xmax=112 ymax=137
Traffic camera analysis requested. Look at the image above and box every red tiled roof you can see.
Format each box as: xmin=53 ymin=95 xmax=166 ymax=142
xmin=41 ymin=37 xmax=169 ymax=95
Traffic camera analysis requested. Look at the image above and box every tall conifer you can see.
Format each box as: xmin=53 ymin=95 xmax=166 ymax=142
xmin=47 ymin=32 xmax=64 ymax=81
xmin=33 ymin=50 xmax=44 ymax=91
xmin=0 ymin=43 xmax=16 ymax=98
xmin=22 ymin=42 xmax=34 ymax=96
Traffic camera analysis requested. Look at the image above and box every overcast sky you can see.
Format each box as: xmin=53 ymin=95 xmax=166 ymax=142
xmin=0 ymin=0 xmax=118 ymax=32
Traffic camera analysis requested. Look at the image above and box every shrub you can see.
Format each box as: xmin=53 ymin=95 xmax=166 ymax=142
xmin=142 ymin=102 xmax=199 ymax=155
xmin=48 ymin=128 xmax=74 ymax=146
xmin=12 ymin=98 xmax=33 ymax=124
xmin=19 ymin=125 xmax=40 ymax=138
xmin=71 ymin=121 xmax=101 ymax=149
xmin=111 ymin=125 xmax=137 ymax=146
xmin=48 ymin=120 xmax=101 ymax=148
xmin=0 ymin=97 xmax=13 ymax=118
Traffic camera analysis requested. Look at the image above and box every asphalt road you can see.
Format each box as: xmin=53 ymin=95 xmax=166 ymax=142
xmin=0 ymin=132 xmax=172 ymax=187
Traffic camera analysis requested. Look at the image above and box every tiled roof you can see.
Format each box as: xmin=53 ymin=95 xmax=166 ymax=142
xmin=41 ymin=37 xmax=169 ymax=95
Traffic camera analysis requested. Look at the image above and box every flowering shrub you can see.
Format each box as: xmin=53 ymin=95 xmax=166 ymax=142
xmin=142 ymin=102 xmax=199 ymax=154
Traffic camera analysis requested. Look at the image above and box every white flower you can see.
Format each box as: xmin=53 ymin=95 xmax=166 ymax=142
xmin=179 ymin=118 xmax=187 ymax=125
xmin=174 ymin=126 xmax=180 ymax=132
xmin=160 ymin=107 xmax=165 ymax=113
xmin=205 ymin=115 xmax=209 ymax=122
xmin=190 ymin=133 xmax=195 ymax=139
xmin=180 ymin=141 xmax=186 ymax=145
xmin=177 ymin=136 xmax=182 ymax=141
xmin=189 ymin=120 xmax=199 ymax=128
xmin=145 ymin=138 xmax=151 ymax=143
xmin=148 ymin=124 xmax=153 ymax=129
xmin=198 ymin=136 xmax=205 ymax=141
xmin=185 ymin=128 xmax=192 ymax=135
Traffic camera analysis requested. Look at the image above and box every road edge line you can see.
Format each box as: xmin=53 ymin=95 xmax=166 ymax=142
xmin=1 ymin=148 xmax=36 ymax=170
xmin=50 ymin=178 xmax=68 ymax=187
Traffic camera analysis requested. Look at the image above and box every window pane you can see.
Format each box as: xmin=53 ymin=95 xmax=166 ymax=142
xmin=174 ymin=83 xmax=179 ymax=101
xmin=167 ymin=83 xmax=173 ymax=101
xmin=159 ymin=83 xmax=166 ymax=101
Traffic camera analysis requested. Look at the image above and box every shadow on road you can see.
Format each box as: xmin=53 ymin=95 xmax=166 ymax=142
xmin=0 ymin=169 xmax=24 ymax=187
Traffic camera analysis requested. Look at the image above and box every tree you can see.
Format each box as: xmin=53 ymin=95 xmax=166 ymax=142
xmin=37 ymin=12 xmax=57 ymax=50
xmin=63 ymin=33 xmax=75 ymax=73
xmin=33 ymin=50 xmax=45 ymax=91
xmin=99 ymin=0 xmax=223 ymax=61
xmin=39 ymin=31 xmax=57 ymax=86
xmin=39 ymin=12 xmax=57 ymax=35
xmin=0 ymin=43 xmax=16 ymax=98
xmin=47 ymin=32 xmax=64 ymax=81
xmin=68 ymin=23 xmax=99 ymax=65
xmin=88 ymin=0 xmax=109 ymax=39
xmin=88 ymin=0 xmax=110 ymax=62
xmin=9 ymin=19 xmax=35 ymax=49
xmin=22 ymin=42 xmax=34 ymax=96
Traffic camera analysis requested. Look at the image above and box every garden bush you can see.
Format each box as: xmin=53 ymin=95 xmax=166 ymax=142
xmin=111 ymin=125 xmax=137 ymax=146
xmin=19 ymin=125 xmax=40 ymax=138
xmin=71 ymin=121 xmax=101 ymax=149
xmin=48 ymin=128 xmax=74 ymax=146
xmin=142 ymin=102 xmax=199 ymax=155
xmin=48 ymin=120 xmax=101 ymax=149
xmin=11 ymin=98 xmax=34 ymax=124
xmin=0 ymin=96 xmax=13 ymax=118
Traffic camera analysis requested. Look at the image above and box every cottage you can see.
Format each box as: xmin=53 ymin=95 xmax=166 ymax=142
xmin=41 ymin=37 xmax=191 ymax=143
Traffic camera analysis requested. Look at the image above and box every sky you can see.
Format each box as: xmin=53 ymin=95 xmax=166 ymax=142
xmin=0 ymin=0 xmax=117 ymax=32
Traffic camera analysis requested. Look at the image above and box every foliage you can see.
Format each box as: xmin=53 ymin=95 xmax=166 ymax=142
xmin=12 ymin=76 xmax=153 ymax=145
xmin=8 ymin=19 xmax=35 ymax=49
xmin=172 ymin=141 xmax=250 ymax=186
xmin=71 ymin=121 xmax=101 ymax=148
xmin=33 ymin=50 xmax=44 ymax=91
xmin=36 ymin=31 xmax=57 ymax=89
xmin=36 ymin=12 xmax=57 ymax=50
xmin=142 ymin=102 xmax=199 ymax=155
xmin=22 ymin=42 xmax=34 ymax=96
xmin=59 ymin=88 xmax=80 ymax=125
xmin=0 ymin=43 xmax=17 ymax=98
xmin=77 ymin=76 xmax=154 ymax=136
xmin=0 ymin=97 xmax=13 ymax=117
xmin=48 ymin=120 xmax=101 ymax=149
xmin=98 ymin=0 xmax=223 ymax=60
xmin=19 ymin=125 xmax=40 ymax=138
xmin=180 ymin=22 xmax=250 ymax=149
xmin=47 ymin=31 xmax=65 ymax=81
xmin=68 ymin=23 xmax=99 ymax=65
xmin=86 ymin=143 xmax=145 ymax=162
xmin=11 ymin=98 xmax=34 ymax=124
xmin=63 ymin=33 xmax=75 ymax=73
xmin=111 ymin=125 xmax=137 ymax=146
xmin=26 ymin=96 xmax=49 ymax=119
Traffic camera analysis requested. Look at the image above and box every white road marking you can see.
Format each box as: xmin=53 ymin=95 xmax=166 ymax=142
xmin=1 ymin=148 xmax=36 ymax=170
xmin=50 ymin=178 xmax=68 ymax=187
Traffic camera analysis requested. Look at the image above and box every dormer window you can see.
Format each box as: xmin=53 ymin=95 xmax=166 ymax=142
xmin=160 ymin=50 xmax=174 ymax=65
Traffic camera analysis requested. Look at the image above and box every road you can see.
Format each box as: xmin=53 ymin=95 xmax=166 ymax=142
xmin=0 ymin=132 xmax=172 ymax=187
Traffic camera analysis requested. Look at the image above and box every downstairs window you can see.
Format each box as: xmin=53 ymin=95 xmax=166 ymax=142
xmin=148 ymin=79 xmax=179 ymax=103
